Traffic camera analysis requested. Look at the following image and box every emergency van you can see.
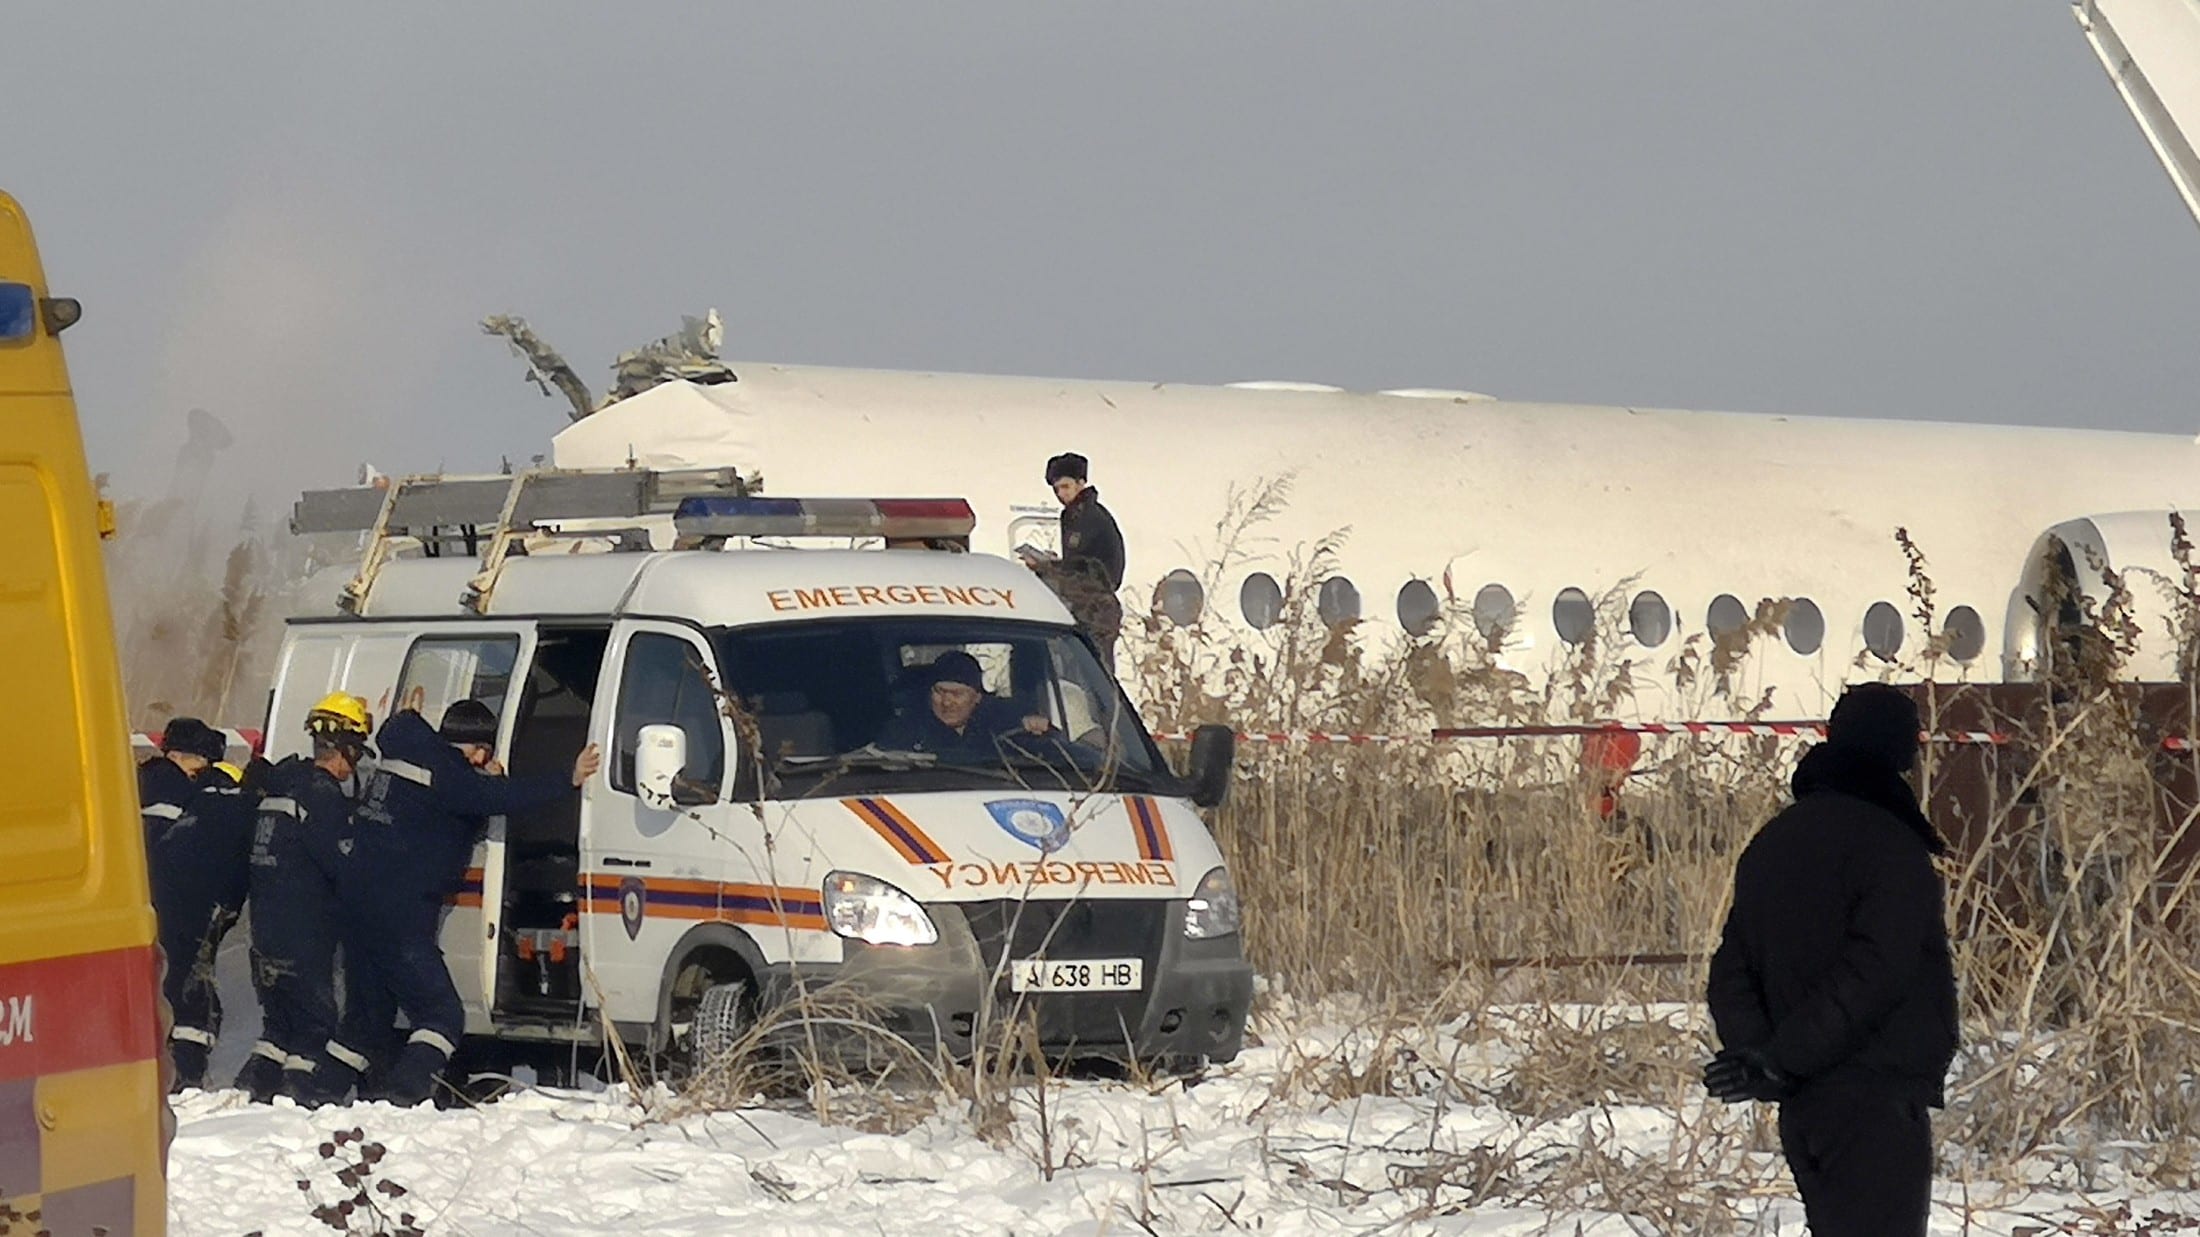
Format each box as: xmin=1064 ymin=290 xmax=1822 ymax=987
xmin=269 ymin=471 xmax=1252 ymax=1077
xmin=0 ymin=191 xmax=169 ymax=1233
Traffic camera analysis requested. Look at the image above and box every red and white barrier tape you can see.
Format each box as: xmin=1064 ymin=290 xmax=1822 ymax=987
xmin=1148 ymin=730 xmax=1406 ymax=746
xmin=130 ymin=728 xmax=265 ymax=757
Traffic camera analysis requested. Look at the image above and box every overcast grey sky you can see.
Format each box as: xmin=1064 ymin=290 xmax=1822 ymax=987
xmin=8 ymin=2 xmax=2200 ymax=505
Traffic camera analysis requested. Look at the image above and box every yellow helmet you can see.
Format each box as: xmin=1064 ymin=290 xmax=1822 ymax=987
xmin=304 ymin=692 xmax=372 ymax=739
xmin=213 ymin=761 xmax=246 ymax=783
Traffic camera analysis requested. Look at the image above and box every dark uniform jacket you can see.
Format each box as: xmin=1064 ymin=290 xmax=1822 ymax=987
xmin=1059 ymin=487 xmax=1126 ymax=591
xmin=353 ymin=711 xmax=570 ymax=908
xmin=250 ymin=755 xmax=356 ymax=881
xmin=139 ymin=757 xmax=197 ymax=852
xmin=152 ymin=762 xmax=261 ymax=923
xmin=876 ymin=698 xmax=1033 ymax=763
xmin=1707 ymin=743 xmax=1960 ymax=1105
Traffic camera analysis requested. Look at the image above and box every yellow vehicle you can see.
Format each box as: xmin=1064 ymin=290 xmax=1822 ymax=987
xmin=0 ymin=191 xmax=169 ymax=1234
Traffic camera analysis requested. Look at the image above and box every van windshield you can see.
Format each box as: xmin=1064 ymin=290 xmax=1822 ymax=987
xmin=710 ymin=617 xmax=1170 ymax=798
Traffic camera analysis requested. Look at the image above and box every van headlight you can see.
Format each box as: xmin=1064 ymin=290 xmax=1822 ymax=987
xmin=1184 ymin=866 xmax=1241 ymax=939
xmin=823 ymin=871 xmax=939 ymax=946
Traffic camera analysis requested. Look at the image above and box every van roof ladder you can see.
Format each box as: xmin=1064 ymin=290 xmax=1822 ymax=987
xmin=290 ymin=466 xmax=757 ymax=614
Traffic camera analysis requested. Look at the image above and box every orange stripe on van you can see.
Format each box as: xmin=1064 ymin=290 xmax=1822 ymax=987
xmin=1127 ymin=796 xmax=1175 ymax=862
xmin=580 ymin=875 xmax=830 ymax=932
xmin=843 ymin=797 xmax=949 ymax=864
xmin=446 ymin=866 xmax=486 ymax=909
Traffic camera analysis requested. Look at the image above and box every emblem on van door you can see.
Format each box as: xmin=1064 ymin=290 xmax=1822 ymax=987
xmin=984 ymin=799 xmax=1071 ymax=853
xmin=620 ymin=876 xmax=647 ymax=940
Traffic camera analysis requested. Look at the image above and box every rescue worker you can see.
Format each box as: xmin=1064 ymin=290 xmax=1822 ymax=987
xmin=1703 ymin=683 xmax=1959 ymax=1237
xmin=150 ymin=754 xmax=263 ymax=1090
xmin=875 ymin=651 xmax=1053 ymax=761
xmin=325 ymin=698 xmax=598 ymax=1107
xmin=1018 ymin=453 xmax=1126 ymax=671
xmin=140 ymin=716 xmax=224 ymax=850
xmin=237 ymin=693 xmax=372 ymax=1105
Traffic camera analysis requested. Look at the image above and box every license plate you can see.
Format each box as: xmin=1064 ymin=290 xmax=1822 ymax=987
xmin=1008 ymin=957 xmax=1143 ymax=992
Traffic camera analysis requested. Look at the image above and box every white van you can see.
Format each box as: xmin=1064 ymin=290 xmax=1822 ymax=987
xmin=269 ymin=470 xmax=1250 ymax=1078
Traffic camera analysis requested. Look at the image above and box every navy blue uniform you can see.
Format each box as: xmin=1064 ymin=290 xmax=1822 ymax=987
xmin=138 ymin=756 xmax=196 ymax=855
xmin=150 ymin=762 xmax=261 ymax=1087
xmin=242 ymin=755 xmax=357 ymax=1103
xmin=331 ymin=711 xmax=571 ymax=1104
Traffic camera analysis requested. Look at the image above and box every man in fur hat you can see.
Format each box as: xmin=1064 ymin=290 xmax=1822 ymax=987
xmin=1019 ymin=452 xmax=1126 ymax=672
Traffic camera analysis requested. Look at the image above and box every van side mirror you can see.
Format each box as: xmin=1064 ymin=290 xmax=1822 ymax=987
xmin=1184 ymin=723 xmax=1236 ymax=809
xmin=636 ymin=723 xmax=688 ymax=809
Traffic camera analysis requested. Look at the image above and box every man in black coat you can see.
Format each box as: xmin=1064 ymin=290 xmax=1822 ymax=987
xmin=1704 ymin=682 xmax=1959 ymax=1237
xmin=150 ymin=755 xmax=263 ymax=1089
xmin=1019 ymin=452 xmax=1126 ymax=671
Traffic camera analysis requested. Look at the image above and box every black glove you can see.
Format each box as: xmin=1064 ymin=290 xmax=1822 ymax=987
xmin=1701 ymin=1046 xmax=1795 ymax=1103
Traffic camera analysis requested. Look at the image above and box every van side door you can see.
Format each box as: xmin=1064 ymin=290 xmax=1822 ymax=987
xmin=384 ymin=626 xmax=535 ymax=1031
xmin=580 ymin=621 xmax=731 ymax=1029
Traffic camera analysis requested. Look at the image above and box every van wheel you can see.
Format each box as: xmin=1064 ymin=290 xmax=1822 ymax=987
xmin=689 ymin=980 xmax=752 ymax=1077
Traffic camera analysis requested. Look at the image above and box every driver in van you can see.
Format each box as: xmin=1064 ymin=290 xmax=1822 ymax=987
xmin=876 ymin=651 xmax=1053 ymax=760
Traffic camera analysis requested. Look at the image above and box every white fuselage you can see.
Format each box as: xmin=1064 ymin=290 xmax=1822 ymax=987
xmin=549 ymin=365 xmax=2200 ymax=719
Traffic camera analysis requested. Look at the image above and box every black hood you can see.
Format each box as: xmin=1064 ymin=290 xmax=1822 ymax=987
xmin=1792 ymin=741 xmax=1947 ymax=855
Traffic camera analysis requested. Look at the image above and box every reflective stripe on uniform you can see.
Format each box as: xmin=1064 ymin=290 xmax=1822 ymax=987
xmin=408 ymin=1028 xmax=457 ymax=1057
xmin=325 ymin=1040 xmax=371 ymax=1073
xmin=142 ymin=803 xmax=183 ymax=820
xmin=250 ymin=1040 xmax=286 ymax=1064
xmin=282 ymin=1055 xmax=317 ymax=1073
xmin=169 ymin=1025 xmax=215 ymax=1047
xmin=259 ymin=797 xmax=299 ymax=818
xmin=381 ymin=758 xmax=434 ymax=787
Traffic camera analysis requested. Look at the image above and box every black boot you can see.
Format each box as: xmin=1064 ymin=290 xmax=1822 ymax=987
xmin=235 ymin=1043 xmax=286 ymax=1104
xmin=169 ymin=1039 xmax=211 ymax=1093
xmin=284 ymin=1055 xmax=361 ymax=1110
xmin=382 ymin=1040 xmax=451 ymax=1108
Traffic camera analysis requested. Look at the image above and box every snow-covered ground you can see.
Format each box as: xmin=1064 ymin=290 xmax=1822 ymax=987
xmin=168 ymin=998 xmax=2200 ymax=1235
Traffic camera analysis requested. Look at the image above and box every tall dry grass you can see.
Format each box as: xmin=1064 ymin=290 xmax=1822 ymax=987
xmin=1123 ymin=491 xmax=2200 ymax=1175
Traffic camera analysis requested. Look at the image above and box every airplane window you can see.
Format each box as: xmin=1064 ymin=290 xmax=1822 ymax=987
xmin=1785 ymin=598 xmax=1825 ymax=655
xmin=1397 ymin=579 xmax=1440 ymax=637
xmin=1318 ymin=576 xmax=1361 ymax=627
xmin=1944 ymin=605 xmax=1986 ymax=662
xmin=1239 ymin=572 xmax=1283 ymax=630
xmin=1154 ymin=569 xmax=1205 ymax=626
xmin=1473 ymin=584 xmax=1515 ymax=641
xmin=1552 ymin=588 xmax=1594 ymax=645
xmin=1863 ymin=602 xmax=1904 ymax=661
xmin=1707 ymin=594 xmax=1748 ymax=640
xmin=1628 ymin=591 xmax=1672 ymax=648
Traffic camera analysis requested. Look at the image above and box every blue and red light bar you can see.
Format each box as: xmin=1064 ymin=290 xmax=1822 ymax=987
xmin=673 ymin=496 xmax=976 ymax=542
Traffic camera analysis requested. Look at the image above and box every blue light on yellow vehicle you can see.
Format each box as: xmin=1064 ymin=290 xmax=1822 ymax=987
xmin=0 ymin=282 xmax=35 ymax=340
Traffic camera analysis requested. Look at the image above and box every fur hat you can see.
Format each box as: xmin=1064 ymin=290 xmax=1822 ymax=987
xmin=1044 ymin=452 xmax=1089 ymax=485
xmin=160 ymin=717 xmax=227 ymax=763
